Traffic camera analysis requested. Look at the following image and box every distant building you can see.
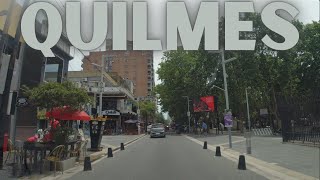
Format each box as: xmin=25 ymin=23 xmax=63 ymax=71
xmin=68 ymin=71 xmax=137 ymax=135
xmin=82 ymin=39 xmax=155 ymax=99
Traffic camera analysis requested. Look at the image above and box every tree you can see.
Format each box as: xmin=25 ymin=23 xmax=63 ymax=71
xmin=139 ymin=101 xmax=156 ymax=131
xmin=156 ymin=13 xmax=319 ymax=130
xmin=23 ymin=81 xmax=92 ymax=112
xmin=155 ymin=113 xmax=168 ymax=125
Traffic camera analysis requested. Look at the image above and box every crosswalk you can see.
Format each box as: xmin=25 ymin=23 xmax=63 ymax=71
xmin=252 ymin=128 xmax=273 ymax=136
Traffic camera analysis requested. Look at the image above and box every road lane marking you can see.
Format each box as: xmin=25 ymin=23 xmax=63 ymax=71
xmin=184 ymin=135 xmax=318 ymax=180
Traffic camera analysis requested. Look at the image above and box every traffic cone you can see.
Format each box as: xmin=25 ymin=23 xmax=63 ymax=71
xmin=84 ymin=157 xmax=92 ymax=171
xmin=108 ymin=148 xmax=113 ymax=158
xmin=120 ymin=143 xmax=125 ymax=150
xmin=238 ymin=155 xmax=246 ymax=170
xmin=215 ymin=146 xmax=221 ymax=156
xmin=203 ymin=141 xmax=207 ymax=149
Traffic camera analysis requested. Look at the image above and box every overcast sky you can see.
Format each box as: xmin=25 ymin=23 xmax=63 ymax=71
xmin=61 ymin=0 xmax=320 ymax=85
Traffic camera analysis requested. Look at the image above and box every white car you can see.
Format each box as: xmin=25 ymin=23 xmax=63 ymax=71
xmin=150 ymin=124 xmax=166 ymax=138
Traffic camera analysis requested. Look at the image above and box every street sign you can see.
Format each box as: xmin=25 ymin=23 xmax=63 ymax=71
xmin=187 ymin=111 xmax=190 ymax=117
xmin=260 ymin=108 xmax=268 ymax=115
xmin=224 ymin=110 xmax=233 ymax=127
xmin=16 ymin=97 xmax=28 ymax=107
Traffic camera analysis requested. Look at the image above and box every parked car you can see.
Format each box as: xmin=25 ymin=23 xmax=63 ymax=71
xmin=150 ymin=124 xmax=166 ymax=138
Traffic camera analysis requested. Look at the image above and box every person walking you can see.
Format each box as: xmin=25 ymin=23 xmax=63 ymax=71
xmin=202 ymin=121 xmax=208 ymax=135
xmin=219 ymin=122 xmax=224 ymax=134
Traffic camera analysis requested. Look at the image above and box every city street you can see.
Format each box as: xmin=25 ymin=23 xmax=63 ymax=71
xmin=68 ymin=135 xmax=267 ymax=180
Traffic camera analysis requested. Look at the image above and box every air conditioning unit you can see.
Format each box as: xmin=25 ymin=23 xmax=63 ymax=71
xmin=82 ymin=78 xmax=88 ymax=82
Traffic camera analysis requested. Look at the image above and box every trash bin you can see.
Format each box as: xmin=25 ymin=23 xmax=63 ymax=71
xmin=89 ymin=119 xmax=106 ymax=151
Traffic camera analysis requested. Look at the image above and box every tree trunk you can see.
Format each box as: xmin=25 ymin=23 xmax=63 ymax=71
xmin=270 ymin=87 xmax=280 ymax=129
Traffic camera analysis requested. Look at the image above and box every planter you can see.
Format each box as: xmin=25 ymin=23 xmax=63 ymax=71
xmin=43 ymin=157 xmax=77 ymax=172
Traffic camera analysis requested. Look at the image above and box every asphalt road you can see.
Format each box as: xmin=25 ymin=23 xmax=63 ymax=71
xmin=69 ymin=135 xmax=268 ymax=180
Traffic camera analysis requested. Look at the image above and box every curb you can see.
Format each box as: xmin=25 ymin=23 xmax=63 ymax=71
xmin=283 ymin=141 xmax=320 ymax=148
xmin=89 ymin=134 xmax=146 ymax=162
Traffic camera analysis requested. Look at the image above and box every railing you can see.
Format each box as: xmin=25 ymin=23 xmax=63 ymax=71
xmin=277 ymin=94 xmax=320 ymax=146
xmin=283 ymin=126 xmax=320 ymax=146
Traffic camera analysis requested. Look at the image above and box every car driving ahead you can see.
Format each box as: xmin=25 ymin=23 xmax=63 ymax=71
xmin=150 ymin=124 xmax=166 ymax=138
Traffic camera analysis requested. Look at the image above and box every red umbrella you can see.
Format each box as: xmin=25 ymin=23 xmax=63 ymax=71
xmin=46 ymin=107 xmax=91 ymax=121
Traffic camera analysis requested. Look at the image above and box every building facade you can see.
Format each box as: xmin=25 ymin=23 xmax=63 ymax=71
xmin=82 ymin=40 xmax=155 ymax=99
xmin=68 ymin=71 xmax=138 ymax=135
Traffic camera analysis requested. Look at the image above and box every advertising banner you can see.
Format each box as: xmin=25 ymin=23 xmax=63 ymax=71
xmin=193 ymin=96 xmax=215 ymax=112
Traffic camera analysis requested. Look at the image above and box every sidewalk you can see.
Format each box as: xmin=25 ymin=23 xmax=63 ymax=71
xmin=187 ymin=134 xmax=319 ymax=179
xmin=1 ymin=134 xmax=145 ymax=180
xmin=224 ymin=136 xmax=319 ymax=179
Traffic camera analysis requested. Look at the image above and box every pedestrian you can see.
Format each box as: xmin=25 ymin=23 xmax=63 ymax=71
xmin=202 ymin=121 xmax=208 ymax=135
xmin=219 ymin=122 xmax=224 ymax=134
xmin=216 ymin=120 xmax=220 ymax=135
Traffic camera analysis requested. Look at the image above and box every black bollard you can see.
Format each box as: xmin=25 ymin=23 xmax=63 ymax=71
xmin=215 ymin=146 xmax=221 ymax=157
xmin=238 ymin=155 xmax=246 ymax=170
xmin=107 ymin=148 xmax=113 ymax=158
xmin=120 ymin=143 xmax=125 ymax=150
xmin=12 ymin=163 xmax=17 ymax=177
xmin=203 ymin=141 xmax=207 ymax=149
xmin=83 ymin=157 xmax=92 ymax=171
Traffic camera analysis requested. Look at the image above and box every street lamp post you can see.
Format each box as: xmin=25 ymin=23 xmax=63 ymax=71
xmin=182 ymin=96 xmax=191 ymax=133
xmin=136 ymin=98 xmax=141 ymax=134
xmin=99 ymin=55 xmax=105 ymax=116
xmin=245 ymin=87 xmax=251 ymax=131
xmin=209 ymin=49 xmax=236 ymax=149
xmin=91 ymin=55 xmax=106 ymax=116
xmin=245 ymin=87 xmax=252 ymax=154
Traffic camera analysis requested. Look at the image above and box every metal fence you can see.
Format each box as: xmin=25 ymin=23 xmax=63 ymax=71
xmin=277 ymin=95 xmax=320 ymax=146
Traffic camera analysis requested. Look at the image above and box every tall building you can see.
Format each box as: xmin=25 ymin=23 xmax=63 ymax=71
xmin=82 ymin=39 xmax=155 ymax=99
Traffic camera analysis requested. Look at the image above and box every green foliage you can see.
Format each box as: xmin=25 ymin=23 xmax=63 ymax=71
xmin=139 ymin=101 xmax=156 ymax=118
xmin=53 ymin=126 xmax=75 ymax=146
xmin=156 ymin=14 xmax=320 ymax=127
xmin=22 ymin=81 xmax=92 ymax=111
xmin=155 ymin=113 xmax=168 ymax=125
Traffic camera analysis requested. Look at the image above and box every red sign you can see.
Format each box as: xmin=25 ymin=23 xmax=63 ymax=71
xmin=193 ymin=96 xmax=215 ymax=112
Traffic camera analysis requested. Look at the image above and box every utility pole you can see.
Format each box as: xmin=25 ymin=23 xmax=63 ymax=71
xmin=0 ymin=0 xmax=31 ymax=169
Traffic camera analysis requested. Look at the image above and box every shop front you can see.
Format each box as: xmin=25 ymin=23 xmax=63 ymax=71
xmin=102 ymin=110 xmax=121 ymax=135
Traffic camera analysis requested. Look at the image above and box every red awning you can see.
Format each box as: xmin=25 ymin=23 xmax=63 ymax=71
xmin=46 ymin=107 xmax=91 ymax=121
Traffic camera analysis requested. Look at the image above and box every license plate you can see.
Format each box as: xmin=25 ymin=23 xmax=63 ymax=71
xmin=156 ymin=133 xmax=160 ymax=135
